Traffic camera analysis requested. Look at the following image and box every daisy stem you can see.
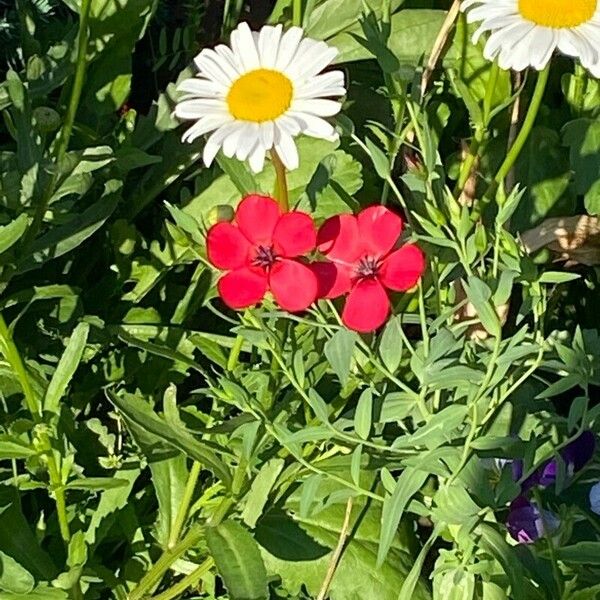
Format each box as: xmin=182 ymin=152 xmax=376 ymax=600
xmin=488 ymin=64 xmax=550 ymax=198
xmin=292 ymin=0 xmax=302 ymax=26
xmin=271 ymin=149 xmax=289 ymax=212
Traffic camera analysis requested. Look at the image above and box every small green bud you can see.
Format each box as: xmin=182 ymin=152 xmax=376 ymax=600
xmin=32 ymin=106 xmax=61 ymax=133
xmin=207 ymin=205 xmax=235 ymax=226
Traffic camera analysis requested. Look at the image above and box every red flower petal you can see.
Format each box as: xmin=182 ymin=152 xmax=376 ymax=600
xmin=379 ymin=244 xmax=425 ymax=291
xmin=272 ymin=212 xmax=317 ymax=257
xmin=269 ymin=259 xmax=318 ymax=312
xmin=342 ymin=279 xmax=390 ymax=333
xmin=311 ymin=261 xmax=353 ymax=299
xmin=217 ymin=267 xmax=268 ymax=309
xmin=317 ymin=214 xmax=361 ymax=262
xmin=207 ymin=222 xmax=251 ymax=270
xmin=357 ymin=205 xmax=403 ymax=257
xmin=235 ymin=195 xmax=281 ymax=245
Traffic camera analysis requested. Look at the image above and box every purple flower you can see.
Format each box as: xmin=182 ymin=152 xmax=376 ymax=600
xmin=506 ymin=497 xmax=560 ymax=544
xmin=524 ymin=431 xmax=596 ymax=490
xmin=590 ymin=482 xmax=600 ymax=516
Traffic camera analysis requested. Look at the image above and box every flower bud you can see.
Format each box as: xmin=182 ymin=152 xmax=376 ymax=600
xmin=33 ymin=107 xmax=61 ymax=133
xmin=207 ymin=205 xmax=235 ymax=226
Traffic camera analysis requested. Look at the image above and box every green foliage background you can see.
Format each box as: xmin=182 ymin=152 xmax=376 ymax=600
xmin=0 ymin=0 xmax=599 ymax=599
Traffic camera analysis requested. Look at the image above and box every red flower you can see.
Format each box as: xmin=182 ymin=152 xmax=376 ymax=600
xmin=313 ymin=206 xmax=425 ymax=333
xmin=207 ymin=195 xmax=318 ymax=312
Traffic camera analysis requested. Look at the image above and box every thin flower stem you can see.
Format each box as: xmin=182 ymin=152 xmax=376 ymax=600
xmin=151 ymin=558 xmax=214 ymax=600
xmin=24 ymin=0 xmax=92 ymax=247
xmin=316 ymin=497 xmax=354 ymax=600
xmin=128 ymin=524 xmax=204 ymax=600
xmin=487 ymin=65 xmax=550 ymax=198
xmin=167 ymin=462 xmax=202 ymax=549
xmin=271 ymin=149 xmax=289 ymax=212
xmin=0 ymin=314 xmax=72 ymax=545
xmin=532 ymin=488 xmax=563 ymax=598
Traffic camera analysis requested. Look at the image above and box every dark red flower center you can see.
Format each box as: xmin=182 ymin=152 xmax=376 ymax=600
xmin=252 ymin=244 xmax=278 ymax=270
xmin=355 ymin=255 xmax=380 ymax=279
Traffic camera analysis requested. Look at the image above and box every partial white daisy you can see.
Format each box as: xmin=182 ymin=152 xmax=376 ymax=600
xmin=175 ymin=22 xmax=346 ymax=173
xmin=462 ymin=0 xmax=600 ymax=76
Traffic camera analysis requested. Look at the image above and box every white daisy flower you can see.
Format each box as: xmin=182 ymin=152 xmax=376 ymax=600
xmin=175 ymin=22 xmax=346 ymax=173
xmin=462 ymin=0 xmax=600 ymax=76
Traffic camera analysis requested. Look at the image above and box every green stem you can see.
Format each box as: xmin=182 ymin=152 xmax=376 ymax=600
xmin=292 ymin=0 xmax=302 ymax=26
xmin=227 ymin=334 xmax=244 ymax=372
xmin=271 ymin=149 xmax=289 ymax=211
xmin=151 ymin=558 xmax=214 ymax=600
xmin=23 ymin=0 xmax=92 ymax=247
xmin=167 ymin=462 xmax=202 ymax=549
xmin=489 ymin=65 xmax=550 ymax=195
xmin=57 ymin=0 xmax=92 ymax=165
xmin=129 ymin=525 xmax=204 ymax=600
xmin=0 ymin=314 xmax=72 ymax=544
xmin=532 ymin=488 xmax=562 ymax=599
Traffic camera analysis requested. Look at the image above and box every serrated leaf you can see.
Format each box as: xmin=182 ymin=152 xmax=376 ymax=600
xmin=0 ymin=436 xmax=36 ymax=460
xmin=207 ymin=520 xmax=268 ymax=600
xmin=106 ymin=391 xmax=232 ymax=487
xmin=149 ymin=454 xmax=188 ymax=547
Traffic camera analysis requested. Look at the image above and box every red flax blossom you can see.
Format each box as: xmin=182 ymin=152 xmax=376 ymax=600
xmin=313 ymin=206 xmax=425 ymax=333
xmin=207 ymin=195 xmax=318 ymax=312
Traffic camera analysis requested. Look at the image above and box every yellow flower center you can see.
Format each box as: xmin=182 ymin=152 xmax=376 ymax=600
xmin=518 ymin=0 xmax=596 ymax=27
xmin=227 ymin=69 xmax=293 ymax=122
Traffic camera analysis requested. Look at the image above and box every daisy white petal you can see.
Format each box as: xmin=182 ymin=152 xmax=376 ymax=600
xmin=461 ymin=0 xmax=600 ymax=75
xmin=175 ymin=22 xmax=347 ymax=173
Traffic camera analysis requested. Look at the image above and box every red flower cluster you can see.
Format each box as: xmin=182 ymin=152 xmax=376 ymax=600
xmin=206 ymin=195 xmax=425 ymax=332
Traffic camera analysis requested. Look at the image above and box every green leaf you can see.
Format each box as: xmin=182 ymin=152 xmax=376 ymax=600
xmin=106 ymin=391 xmax=232 ymax=487
xmin=377 ymin=467 xmax=428 ymax=567
xmin=241 ymin=459 xmax=285 ymax=529
xmin=19 ymin=180 xmax=121 ymax=273
xmin=85 ymin=467 xmax=139 ymax=547
xmin=216 ymin=155 xmax=258 ymax=196
xmin=64 ymin=477 xmax=129 ymax=491
xmin=149 ymin=454 xmax=188 ymax=547
xmin=378 ymin=316 xmax=404 ymax=373
xmin=365 ymin=137 xmax=390 ymax=180
xmin=463 ymin=277 xmax=500 ymax=337
xmin=206 ymin=520 xmax=268 ymax=600
xmin=556 ymin=542 xmax=600 ymax=564
xmin=44 ymin=322 xmax=89 ymax=414
xmin=258 ymin=476 xmax=430 ymax=600
xmin=0 ymin=436 xmax=36 ymax=460
xmin=183 ymin=138 xmax=361 ymax=223
xmin=434 ymin=568 xmax=475 ymax=600
xmin=0 ymin=214 xmax=28 ymax=255
xmin=0 ymin=489 xmax=57 ymax=580
xmin=477 ymin=523 xmax=526 ymax=600
xmin=393 ymin=405 xmax=469 ymax=450
xmin=0 ymin=551 xmax=35 ymax=594
xmin=538 ymin=272 xmax=581 ymax=284
xmin=354 ymin=389 xmax=373 ymax=440
xmin=584 ymin=179 xmax=600 ymax=215
xmin=325 ymin=329 xmax=358 ymax=387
